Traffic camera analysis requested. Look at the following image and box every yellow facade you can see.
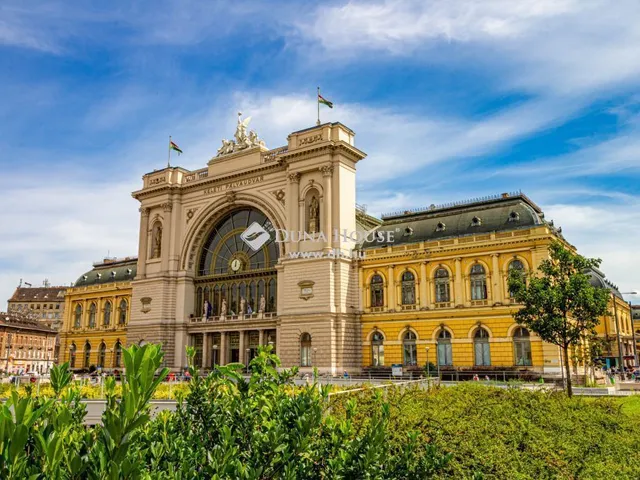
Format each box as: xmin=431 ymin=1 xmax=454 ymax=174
xmin=359 ymin=224 xmax=553 ymax=372
xmin=59 ymin=258 xmax=136 ymax=371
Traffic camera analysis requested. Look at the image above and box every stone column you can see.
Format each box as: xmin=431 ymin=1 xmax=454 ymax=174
xmin=220 ymin=332 xmax=227 ymax=365
xmin=287 ymin=173 xmax=300 ymax=253
xmin=161 ymin=202 xmax=173 ymax=272
xmin=454 ymin=258 xmax=463 ymax=306
xmin=491 ymin=254 xmax=503 ymax=304
xmin=137 ymin=207 xmax=150 ymax=278
xmin=387 ymin=265 xmax=395 ymax=310
xmin=202 ymin=333 xmax=210 ymax=369
xmin=238 ymin=331 xmax=246 ymax=366
xmin=419 ymin=262 xmax=428 ymax=308
xmin=321 ymin=165 xmax=333 ymax=250
xmin=258 ymin=329 xmax=264 ymax=346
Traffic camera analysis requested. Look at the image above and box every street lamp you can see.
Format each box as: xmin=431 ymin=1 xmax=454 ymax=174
xmin=245 ymin=348 xmax=251 ymax=373
xmin=425 ymin=346 xmax=430 ymax=387
xmin=212 ymin=344 xmax=219 ymax=367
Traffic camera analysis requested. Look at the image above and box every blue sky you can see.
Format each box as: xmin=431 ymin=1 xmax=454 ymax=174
xmin=1 ymin=0 xmax=639 ymax=304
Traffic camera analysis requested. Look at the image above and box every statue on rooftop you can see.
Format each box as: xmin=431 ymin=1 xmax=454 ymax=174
xmin=215 ymin=113 xmax=266 ymax=157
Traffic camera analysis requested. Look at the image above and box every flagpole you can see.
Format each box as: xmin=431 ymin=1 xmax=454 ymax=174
xmin=168 ymin=135 xmax=171 ymax=168
xmin=316 ymin=86 xmax=320 ymax=126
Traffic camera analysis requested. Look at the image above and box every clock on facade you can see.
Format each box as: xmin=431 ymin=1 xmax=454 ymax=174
xmin=230 ymin=258 xmax=242 ymax=272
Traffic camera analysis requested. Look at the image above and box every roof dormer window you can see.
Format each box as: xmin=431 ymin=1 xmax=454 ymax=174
xmin=471 ymin=216 xmax=482 ymax=227
xmin=403 ymin=227 xmax=414 ymax=237
xmin=508 ymin=211 xmax=520 ymax=222
xmin=436 ymin=222 xmax=446 ymax=232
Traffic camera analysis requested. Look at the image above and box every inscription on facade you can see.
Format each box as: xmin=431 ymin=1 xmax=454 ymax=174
xmin=203 ymin=175 xmax=264 ymax=195
xmin=149 ymin=176 xmax=166 ymax=186
xmin=298 ymin=133 xmax=323 ymax=147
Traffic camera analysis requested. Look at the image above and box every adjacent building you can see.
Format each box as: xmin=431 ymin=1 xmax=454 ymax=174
xmin=0 ymin=312 xmax=57 ymax=374
xmin=59 ymin=257 xmax=136 ymax=371
xmin=7 ymin=283 xmax=67 ymax=329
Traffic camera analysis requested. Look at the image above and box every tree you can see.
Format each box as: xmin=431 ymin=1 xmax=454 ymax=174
xmin=508 ymin=241 xmax=610 ymax=397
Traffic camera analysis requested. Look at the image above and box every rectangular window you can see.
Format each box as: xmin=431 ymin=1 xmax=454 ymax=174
xmin=474 ymin=342 xmax=491 ymax=366
xmin=437 ymin=342 xmax=452 ymax=366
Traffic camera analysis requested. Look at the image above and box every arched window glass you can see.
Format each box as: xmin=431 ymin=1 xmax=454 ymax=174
xmin=513 ymin=327 xmax=532 ymax=366
xmin=470 ymin=264 xmax=488 ymax=300
xmin=403 ymin=330 xmax=417 ymax=366
xmin=401 ymin=271 xmax=416 ymax=305
xmin=474 ymin=328 xmax=491 ymax=366
xmin=196 ymin=288 xmax=203 ymax=317
xmin=230 ymin=283 xmax=238 ymax=315
xmin=370 ymin=274 xmax=384 ymax=307
xmin=88 ymin=303 xmax=96 ymax=328
xmin=70 ymin=343 xmax=77 ymax=368
xmin=268 ymin=278 xmax=277 ymax=312
xmin=508 ymin=260 xmax=525 ymax=298
xmin=435 ymin=268 xmax=450 ymax=303
xmin=84 ymin=342 xmax=92 ymax=368
xmin=437 ymin=329 xmax=453 ymax=366
xmin=249 ymin=281 xmax=257 ymax=313
xmin=98 ymin=342 xmax=106 ymax=368
xmin=114 ymin=341 xmax=122 ymax=368
xmin=212 ymin=285 xmax=220 ymax=317
xmin=371 ymin=332 xmax=385 ymax=366
xmin=118 ymin=300 xmax=127 ymax=325
xmin=74 ymin=305 xmax=82 ymax=328
xmin=300 ymin=333 xmax=312 ymax=367
xmin=103 ymin=301 xmax=112 ymax=326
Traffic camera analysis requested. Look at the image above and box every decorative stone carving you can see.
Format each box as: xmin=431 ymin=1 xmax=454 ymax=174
xmin=186 ymin=207 xmax=199 ymax=223
xmin=139 ymin=207 xmax=150 ymax=217
xmin=151 ymin=223 xmax=162 ymax=259
xmin=140 ymin=297 xmax=152 ymax=314
xmin=162 ymin=202 xmax=173 ymax=212
xmin=271 ymin=189 xmax=285 ymax=207
xmin=308 ymin=195 xmax=319 ymax=233
xmin=225 ymin=190 xmax=237 ymax=205
xmin=258 ymin=294 xmax=266 ymax=313
xmin=239 ymin=297 xmax=246 ymax=316
xmin=216 ymin=113 xmax=266 ymax=156
xmin=220 ymin=298 xmax=227 ymax=317
xmin=287 ymin=172 xmax=300 ymax=183
xmin=298 ymin=280 xmax=315 ymax=301
xmin=320 ymin=165 xmax=334 ymax=177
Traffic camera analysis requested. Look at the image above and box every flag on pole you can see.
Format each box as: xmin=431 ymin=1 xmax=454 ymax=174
xmin=318 ymin=94 xmax=333 ymax=108
xmin=169 ymin=140 xmax=183 ymax=155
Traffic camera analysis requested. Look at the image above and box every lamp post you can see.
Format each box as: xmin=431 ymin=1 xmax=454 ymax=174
xmin=425 ymin=346 xmax=430 ymax=388
xmin=212 ymin=344 xmax=219 ymax=367
xmin=245 ymin=348 xmax=250 ymax=373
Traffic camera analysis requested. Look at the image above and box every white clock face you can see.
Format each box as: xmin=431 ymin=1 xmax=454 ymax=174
xmin=230 ymin=259 xmax=242 ymax=272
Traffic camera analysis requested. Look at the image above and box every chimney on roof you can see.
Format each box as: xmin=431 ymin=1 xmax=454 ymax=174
xmin=501 ymin=193 xmax=509 ymax=198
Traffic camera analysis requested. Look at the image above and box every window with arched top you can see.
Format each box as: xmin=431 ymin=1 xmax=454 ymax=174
xmin=84 ymin=342 xmax=92 ymax=368
xmin=508 ymin=259 xmax=525 ymax=298
xmin=300 ymin=333 xmax=312 ymax=367
xmin=470 ymin=264 xmax=488 ymax=301
xmin=114 ymin=341 xmax=122 ymax=368
xmin=118 ymin=300 xmax=127 ymax=325
xmin=370 ymin=274 xmax=384 ymax=307
xmin=69 ymin=343 xmax=77 ymax=368
xmin=103 ymin=301 xmax=112 ymax=326
xmin=371 ymin=332 xmax=385 ymax=366
xmin=434 ymin=268 xmax=450 ymax=303
xmin=513 ymin=327 xmax=532 ymax=366
xmin=437 ymin=329 xmax=453 ymax=366
xmin=88 ymin=303 xmax=96 ymax=328
xmin=474 ymin=328 xmax=491 ymax=366
xmin=403 ymin=330 xmax=417 ymax=366
xmin=74 ymin=304 xmax=82 ymax=328
xmin=98 ymin=342 xmax=106 ymax=368
xmin=401 ymin=271 xmax=416 ymax=305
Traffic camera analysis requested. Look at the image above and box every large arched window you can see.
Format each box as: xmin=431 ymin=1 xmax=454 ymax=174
xmin=84 ymin=342 xmax=92 ymax=368
xmin=513 ymin=327 xmax=532 ymax=366
xmin=370 ymin=274 xmax=384 ymax=307
xmin=403 ymin=330 xmax=417 ymax=366
xmin=470 ymin=264 xmax=488 ymax=301
xmin=103 ymin=301 xmax=112 ymax=326
xmin=88 ymin=303 xmax=97 ymax=328
xmin=437 ymin=329 xmax=453 ymax=366
xmin=371 ymin=332 xmax=385 ymax=366
xmin=98 ymin=342 xmax=106 ymax=368
xmin=118 ymin=300 xmax=127 ymax=325
xmin=195 ymin=208 xmax=279 ymax=318
xmin=434 ymin=268 xmax=450 ymax=303
xmin=300 ymin=333 xmax=312 ymax=367
xmin=114 ymin=341 xmax=122 ymax=368
xmin=401 ymin=271 xmax=416 ymax=305
xmin=508 ymin=259 xmax=525 ymax=298
xmin=74 ymin=305 xmax=82 ymax=328
xmin=69 ymin=343 xmax=77 ymax=368
xmin=474 ymin=328 xmax=491 ymax=366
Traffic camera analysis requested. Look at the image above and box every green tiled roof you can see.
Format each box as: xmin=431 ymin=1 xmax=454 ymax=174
xmin=74 ymin=257 xmax=137 ymax=287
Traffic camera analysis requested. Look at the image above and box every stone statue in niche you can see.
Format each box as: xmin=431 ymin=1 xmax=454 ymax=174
xmin=220 ymin=298 xmax=227 ymax=317
xmin=240 ymin=297 xmax=246 ymax=316
xmin=151 ymin=224 xmax=162 ymax=258
xmin=203 ymin=300 xmax=210 ymax=319
xmin=259 ymin=294 xmax=266 ymax=313
xmin=308 ymin=196 xmax=319 ymax=233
